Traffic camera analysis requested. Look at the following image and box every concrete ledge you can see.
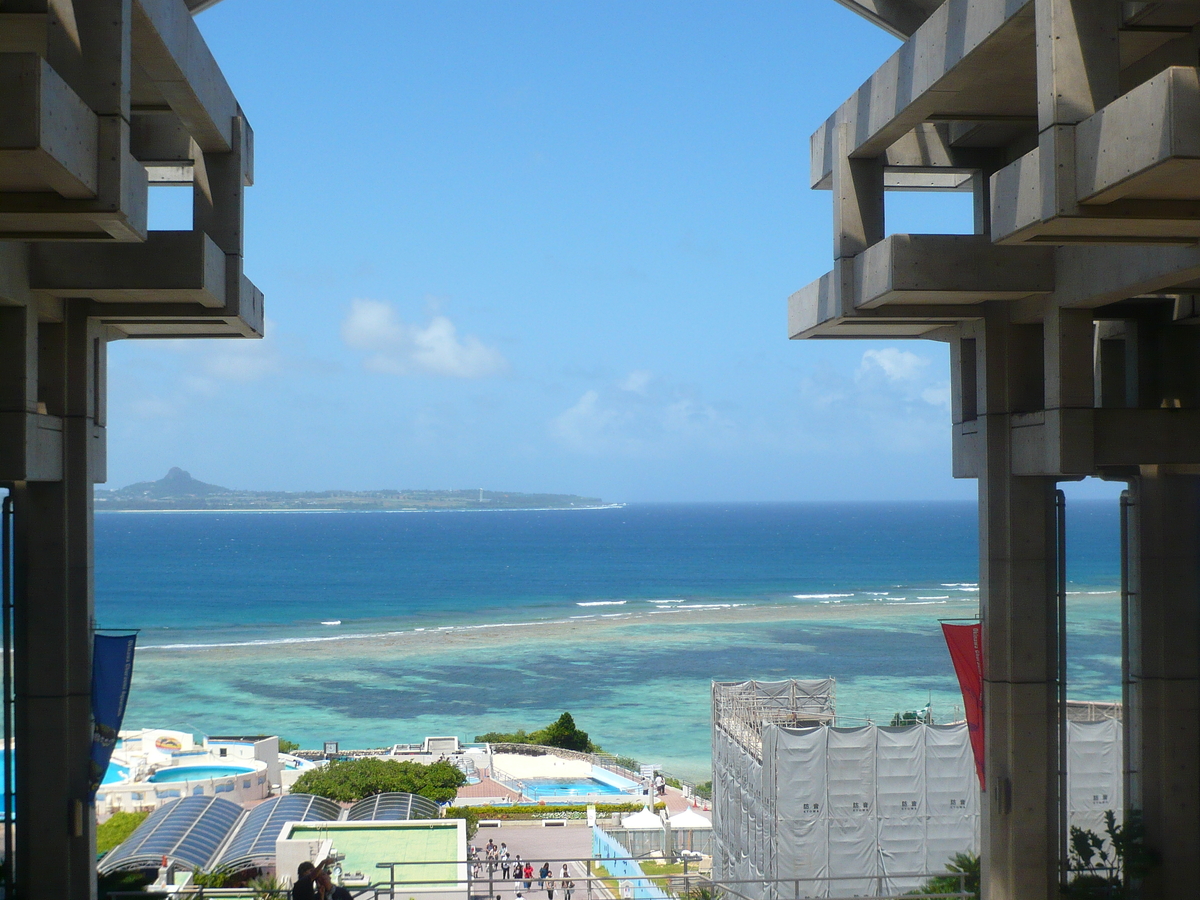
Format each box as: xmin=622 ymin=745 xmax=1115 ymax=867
xmin=30 ymin=231 xmax=226 ymax=307
xmin=1075 ymin=67 xmax=1200 ymax=205
xmin=0 ymin=53 xmax=98 ymax=198
xmin=787 ymin=272 xmax=837 ymax=338
xmin=810 ymin=0 xmax=1037 ymax=189
xmin=132 ymin=0 xmax=238 ymax=153
xmin=854 ymin=234 xmax=1053 ymax=308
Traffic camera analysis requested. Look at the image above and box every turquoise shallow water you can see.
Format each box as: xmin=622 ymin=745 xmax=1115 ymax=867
xmin=96 ymin=502 xmax=1122 ymax=780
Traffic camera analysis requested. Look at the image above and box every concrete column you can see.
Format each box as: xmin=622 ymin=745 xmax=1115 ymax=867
xmin=977 ymin=307 xmax=1060 ymax=900
xmin=12 ymin=302 xmax=100 ymax=900
xmin=1034 ymin=0 xmax=1120 ymax=222
xmin=1125 ymin=470 xmax=1200 ymax=900
xmin=831 ymin=122 xmax=883 ymax=317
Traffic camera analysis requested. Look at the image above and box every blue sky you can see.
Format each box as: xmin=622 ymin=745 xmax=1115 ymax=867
xmin=105 ymin=0 xmax=1068 ymax=502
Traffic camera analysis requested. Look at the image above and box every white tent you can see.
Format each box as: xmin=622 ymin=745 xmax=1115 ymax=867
xmin=669 ymin=808 xmax=712 ymax=829
xmin=622 ymin=807 xmax=665 ymax=829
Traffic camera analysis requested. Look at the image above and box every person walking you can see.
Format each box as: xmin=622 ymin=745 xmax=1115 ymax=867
xmin=538 ymin=863 xmax=551 ymax=889
xmin=524 ymin=862 xmax=533 ymax=890
xmin=563 ymin=877 xmax=575 ymax=900
xmin=501 ymin=850 xmax=511 ymax=879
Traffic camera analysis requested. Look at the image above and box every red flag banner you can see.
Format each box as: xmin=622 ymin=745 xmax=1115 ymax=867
xmin=941 ymin=622 xmax=985 ymax=790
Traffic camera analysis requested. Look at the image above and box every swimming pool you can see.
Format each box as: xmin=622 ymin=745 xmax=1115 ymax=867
xmin=520 ymin=777 xmax=628 ymax=800
xmin=148 ymin=765 xmax=255 ymax=783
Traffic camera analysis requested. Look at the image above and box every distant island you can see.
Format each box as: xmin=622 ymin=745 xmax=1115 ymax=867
xmin=94 ymin=468 xmax=612 ymax=512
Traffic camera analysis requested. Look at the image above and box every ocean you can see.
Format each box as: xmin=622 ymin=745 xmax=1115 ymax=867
xmin=96 ymin=501 xmax=1122 ymax=780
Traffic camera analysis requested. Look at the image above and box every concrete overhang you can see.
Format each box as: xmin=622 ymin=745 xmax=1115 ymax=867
xmin=30 ymin=230 xmax=226 ymax=306
xmin=993 ymin=67 xmax=1200 ymax=245
xmin=788 ymin=267 xmax=982 ymax=339
xmin=811 ymin=0 xmax=1037 ymax=190
xmin=132 ymin=0 xmax=240 ymax=154
xmin=28 ymin=231 xmax=263 ymax=338
xmin=854 ymin=233 xmax=1053 ymax=308
xmin=831 ymin=0 xmax=944 ymax=41
xmin=0 ymin=54 xmax=98 ymax=198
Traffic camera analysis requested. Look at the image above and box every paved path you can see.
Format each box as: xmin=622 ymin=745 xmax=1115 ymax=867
xmin=469 ymin=822 xmax=610 ymax=900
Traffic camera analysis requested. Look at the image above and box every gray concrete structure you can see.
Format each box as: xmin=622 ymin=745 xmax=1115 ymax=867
xmin=0 ymin=2 xmax=258 ymax=898
xmin=796 ymin=3 xmax=1200 ymax=898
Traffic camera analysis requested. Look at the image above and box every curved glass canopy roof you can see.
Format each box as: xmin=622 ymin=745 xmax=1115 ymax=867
xmin=98 ymin=796 xmax=244 ymax=874
xmin=347 ymin=792 xmax=439 ymax=821
xmin=214 ymin=793 xmax=342 ymax=871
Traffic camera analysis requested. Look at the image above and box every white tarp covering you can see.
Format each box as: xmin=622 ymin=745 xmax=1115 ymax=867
xmin=669 ymin=808 xmax=713 ymax=829
xmin=714 ymin=720 xmax=1122 ymax=900
xmin=622 ymin=808 xmax=666 ymax=829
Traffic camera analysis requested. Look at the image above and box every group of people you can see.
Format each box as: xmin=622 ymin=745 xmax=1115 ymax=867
xmin=469 ymin=840 xmax=575 ymax=900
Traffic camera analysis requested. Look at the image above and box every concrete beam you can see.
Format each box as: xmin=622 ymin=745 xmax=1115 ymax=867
xmin=855 ymin=234 xmax=1054 ymax=308
xmin=90 ymin=265 xmax=263 ymax=338
xmin=831 ymin=0 xmax=943 ymax=40
xmin=28 ymin=230 xmax=226 ymax=307
xmin=0 ymin=117 xmax=148 ymax=241
xmin=810 ymin=0 xmax=1038 ymax=190
xmin=1075 ymin=66 xmax=1200 ymax=204
xmin=788 ymin=271 xmax=983 ymax=338
xmin=992 ymin=66 xmax=1200 ymax=243
xmin=1053 ymin=244 xmax=1200 ymax=307
xmin=992 ymin=143 xmax=1200 ymax=244
xmin=1095 ymin=408 xmax=1200 ymax=466
xmin=132 ymin=0 xmax=238 ymax=153
xmin=0 ymin=53 xmax=98 ymax=198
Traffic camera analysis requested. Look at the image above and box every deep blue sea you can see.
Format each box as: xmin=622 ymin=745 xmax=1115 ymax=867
xmin=96 ymin=502 xmax=1122 ymax=779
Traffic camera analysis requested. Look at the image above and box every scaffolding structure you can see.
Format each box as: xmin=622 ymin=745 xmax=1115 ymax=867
xmin=712 ymin=679 xmax=836 ymax=762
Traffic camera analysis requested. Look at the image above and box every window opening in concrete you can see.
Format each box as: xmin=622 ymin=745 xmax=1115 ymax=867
xmin=884 ymin=188 xmax=975 ymax=237
xmin=147 ymin=185 xmax=194 ymax=232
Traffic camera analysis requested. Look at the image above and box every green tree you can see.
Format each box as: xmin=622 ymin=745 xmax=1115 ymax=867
xmin=538 ymin=712 xmax=590 ymax=751
xmin=475 ymin=712 xmax=596 ymax=751
xmin=278 ymin=738 xmax=301 ymax=753
xmin=290 ymin=757 xmax=465 ymax=803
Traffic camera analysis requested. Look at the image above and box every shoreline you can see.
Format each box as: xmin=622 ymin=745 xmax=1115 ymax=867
xmin=126 ymin=590 xmax=1136 ymax=658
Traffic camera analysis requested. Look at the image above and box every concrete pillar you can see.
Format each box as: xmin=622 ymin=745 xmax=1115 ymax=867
xmin=1034 ymin=0 xmax=1121 ymax=222
xmin=977 ymin=307 xmax=1060 ymax=900
xmin=1125 ymin=470 xmax=1200 ymax=900
xmin=12 ymin=302 xmax=101 ymax=900
xmin=831 ymin=122 xmax=883 ymax=317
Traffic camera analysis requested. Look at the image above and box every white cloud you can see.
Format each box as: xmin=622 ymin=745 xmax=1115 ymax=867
xmin=921 ymin=383 xmax=951 ymax=408
xmin=858 ymin=348 xmax=928 ymax=382
xmin=341 ymin=299 xmax=508 ymax=379
xmin=551 ymin=376 xmax=733 ymax=457
xmin=620 ymin=369 xmax=654 ymax=394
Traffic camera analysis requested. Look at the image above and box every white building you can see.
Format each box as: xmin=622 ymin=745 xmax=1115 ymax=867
xmin=712 ymin=680 xmax=1122 ymax=899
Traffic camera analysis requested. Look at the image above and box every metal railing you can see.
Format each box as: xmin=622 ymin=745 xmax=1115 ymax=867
xmin=105 ymin=857 xmax=973 ymax=900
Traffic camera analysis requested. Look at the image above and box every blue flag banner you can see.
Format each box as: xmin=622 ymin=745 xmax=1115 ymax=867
xmin=89 ymin=633 xmax=137 ymax=800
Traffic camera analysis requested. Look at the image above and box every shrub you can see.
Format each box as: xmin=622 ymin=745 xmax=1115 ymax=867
xmin=443 ymin=805 xmax=479 ymax=839
xmin=290 ymin=757 xmax=466 ymax=803
xmin=693 ymin=781 xmax=712 ymax=800
xmin=451 ymin=802 xmax=664 ymax=821
xmin=476 ymin=712 xmax=595 ymax=752
xmin=909 ymin=852 xmax=978 ymax=899
xmin=97 ymin=811 xmax=149 ymax=855
xmin=278 ymin=739 xmax=301 ymax=753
